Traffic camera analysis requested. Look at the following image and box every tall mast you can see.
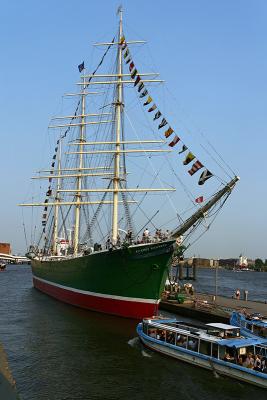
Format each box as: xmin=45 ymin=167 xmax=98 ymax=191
xmin=112 ymin=7 xmax=123 ymax=244
xmin=73 ymin=76 xmax=86 ymax=254
xmin=52 ymin=139 xmax=62 ymax=254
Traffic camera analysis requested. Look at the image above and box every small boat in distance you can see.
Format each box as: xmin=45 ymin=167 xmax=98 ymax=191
xmin=230 ymin=311 xmax=267 ymax=340
xmin=137 ymin=318 xmax=267 ymax=388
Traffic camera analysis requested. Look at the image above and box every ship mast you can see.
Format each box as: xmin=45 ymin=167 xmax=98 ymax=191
xmin=52 ymin=138 xmax=62 ymax=254
xmin=20 ymin=15 xmax=239 ymax=253
xmin=73 ymin=76 xmax=86 ymax=254
xmin=112 ymin=7 xmax=123 ymax=244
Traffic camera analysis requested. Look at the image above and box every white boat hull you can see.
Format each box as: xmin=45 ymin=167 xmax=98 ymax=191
xmin=139 ymin=335 xmax=267 ymax=389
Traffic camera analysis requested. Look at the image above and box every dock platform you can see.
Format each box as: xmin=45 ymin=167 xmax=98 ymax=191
xmin=159 ymin=293 xmax=267 ymax=323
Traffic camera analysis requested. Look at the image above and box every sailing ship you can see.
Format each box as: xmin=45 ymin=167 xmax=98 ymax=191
xmin=20 ymin=9 xmax=239 ymax=318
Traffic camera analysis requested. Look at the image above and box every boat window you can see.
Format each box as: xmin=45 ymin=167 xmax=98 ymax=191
xmin=207 ymin=328 xmax=221 ymax=337
xmin=143 ymin=322 xmax=148 ymax=334
xmin=187 ymin=336 xmax=198 ymax=352
xmin=166 ymin=331 xmax=175 ymax=345
xmin=246 ymin=323 xmax=253 ymax=331
xmin=176 ymin=334 xmax=187 ymax=348
xmin=224 ymin=329 xmax=240 ymax=338
xmin=147 ymin=326 xmax=157 ymax=338
xmin=212 ymin=343 xmax=218 ymax=358
xmin=156 ymin=329 xmax=166 ymax=342
xmin=241 ymin=320 xmax=246 ymax=328
xmin=254 ymin=325 xmax=267 ymax=338
xmin=239 ymin=347 xmax=246 ymax=356
xmin=219 ymin=346 xmax=226 ymax=360
xmin=219 ymin=346 xmax=236 ymax=362
xmin=255 ymin=345 xmax=267 ymax=357
xmin=199 ymin=340 xmax=211 ymax=356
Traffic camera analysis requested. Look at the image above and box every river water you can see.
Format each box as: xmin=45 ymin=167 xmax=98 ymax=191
xmin=0 ymin=265 xmax=266 ymax=400
xmin=192 ymin=268 xmax=267 ymax=302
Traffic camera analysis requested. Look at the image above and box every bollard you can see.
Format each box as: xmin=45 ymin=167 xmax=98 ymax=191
xmin=244 ymin=290 xmax=248 ymax=301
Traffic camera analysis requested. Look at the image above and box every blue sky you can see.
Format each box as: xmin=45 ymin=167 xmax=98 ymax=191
xmin=0 ymin=0 xmax=266 ymax=259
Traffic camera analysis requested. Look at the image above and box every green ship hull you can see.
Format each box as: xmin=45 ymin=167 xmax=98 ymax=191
xmin=32 ymin=240 xmax=175 ymax=318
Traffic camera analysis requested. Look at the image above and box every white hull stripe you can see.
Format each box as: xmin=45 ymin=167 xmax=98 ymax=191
xmin=33 ymin=275 xmax=160 ymax=304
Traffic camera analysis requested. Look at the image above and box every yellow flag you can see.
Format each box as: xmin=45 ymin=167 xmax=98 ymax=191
xmin=164 ymin=127 xmax=174 ymax=138
xmin=183 ymin=152 xmax=195 ymax=165
xmin=143 ymin=96 xmax=152 ymax=106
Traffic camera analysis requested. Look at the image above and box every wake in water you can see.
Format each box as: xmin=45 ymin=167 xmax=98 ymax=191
xmin=127 ymin=337 xmax=139 ymax=347
xmin=212 ymin=370 xmax=219 ymax=379
xmin=128 ymin=337 xmax=152 ymax=358
xmin=208 ymin=360 xmax=220 ymax=379
xmin=141 ymin=349 xmax=152 ymax=358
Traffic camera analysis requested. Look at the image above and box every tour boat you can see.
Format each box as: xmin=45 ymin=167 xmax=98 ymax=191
xmin=137 ymin=318 xmax=267 ymax=388
xmin=230 ymin=311 xmax=267 ymax=340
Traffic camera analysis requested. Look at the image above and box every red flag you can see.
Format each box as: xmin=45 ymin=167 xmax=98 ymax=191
xmin=134 ymin=75 xmax=141 ymax=86
xmin=195 ymin=196 xmax=204 ymax=204
xmin=129 ymin=62 xmax=134 ymax=72
xmin=188 ymin=160 xmax=204 ymax=176
xmin=168 ymin=135 xmax=180 ymax=147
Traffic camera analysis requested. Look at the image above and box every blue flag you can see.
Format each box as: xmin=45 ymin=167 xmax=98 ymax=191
xmin=78 ymin=62 xmax=85 ymax=73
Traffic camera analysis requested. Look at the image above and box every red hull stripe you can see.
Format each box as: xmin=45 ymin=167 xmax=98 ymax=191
xmin=33 ymin=276 xmax=160 ymax=304
xmin=33 ymin=276 xmax=159 ymax=319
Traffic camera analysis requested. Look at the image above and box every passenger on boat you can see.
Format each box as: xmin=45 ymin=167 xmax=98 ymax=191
xmin=176 ymin=335 xmax=187 ymax=347
xmin=188 ymin=339 xmax=197 ymax=350
xmin=261 ymin=357 xmax=267 ymax=373
xmin=254 ymin=354 xmax=262 ymax=372
xmin=238 ymin=356 xmax=243 ymax=366
xmin=243 ymin=353 xmax=255 ymax=369
xmin=223 ymin=352 xmax=235 ymax=362
xmin=148 ymin=329 xmax=157 ymax=338
xmin=160 ymin=330 xmax=166 ymax=341
xmin=166 ymin=332 xmax=175 ymax=344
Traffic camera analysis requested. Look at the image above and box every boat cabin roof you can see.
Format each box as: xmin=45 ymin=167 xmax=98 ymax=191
xmin=144 ymin=319 xmax=236 ymax=343
xmin=206 ymin=323 xmax=239 ymax=331
xmin=218 ymin=337 xmax=267 ymax=348
xmin=142 ymin=319 xmax=267 ymax=347
xmin=237 ymin=312 xmax=267 ymax=328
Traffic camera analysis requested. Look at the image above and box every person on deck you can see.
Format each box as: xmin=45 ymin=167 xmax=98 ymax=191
xmin=143 ymin=228 xmax=149 ymax=243
xmin=125 ymin=230 xmax=133 ymax=244
xmin=106 ymin=237 xmax=112 ymax=250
